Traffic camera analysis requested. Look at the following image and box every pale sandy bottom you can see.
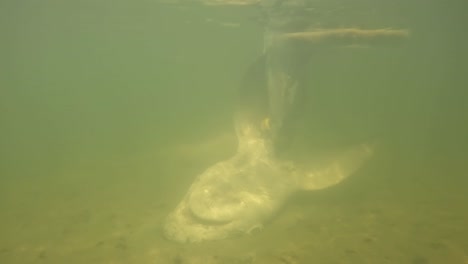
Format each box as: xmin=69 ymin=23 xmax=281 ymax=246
xmin=0 ymin=135 xmax=467 ymax=264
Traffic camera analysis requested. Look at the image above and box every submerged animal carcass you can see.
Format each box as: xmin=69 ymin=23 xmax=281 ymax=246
xmin=162 ymin=0 xmax=408 ymax=243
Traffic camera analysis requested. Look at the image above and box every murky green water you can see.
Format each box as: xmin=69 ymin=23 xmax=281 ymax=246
xmin=1 ymin=0 xmax=467 ymax=263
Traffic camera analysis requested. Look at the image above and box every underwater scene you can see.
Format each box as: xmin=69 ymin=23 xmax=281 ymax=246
xmin=1 ymin=0 xmax=468 ymax=263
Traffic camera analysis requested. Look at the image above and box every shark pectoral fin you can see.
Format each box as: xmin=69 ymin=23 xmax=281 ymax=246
xmin=298 ymin=143 xmax=375 ymax=190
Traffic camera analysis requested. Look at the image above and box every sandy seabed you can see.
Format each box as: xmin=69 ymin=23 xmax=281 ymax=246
xmin=1 ymin=136 xmax=467 ymax=264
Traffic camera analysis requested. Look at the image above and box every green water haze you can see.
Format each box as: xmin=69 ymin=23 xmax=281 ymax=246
xmin=1 ymin=0 xmax=467 ymax=263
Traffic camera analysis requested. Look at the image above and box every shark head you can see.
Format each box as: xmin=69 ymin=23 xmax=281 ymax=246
xmin=163 ymin=123 xmax=374 ymax=243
